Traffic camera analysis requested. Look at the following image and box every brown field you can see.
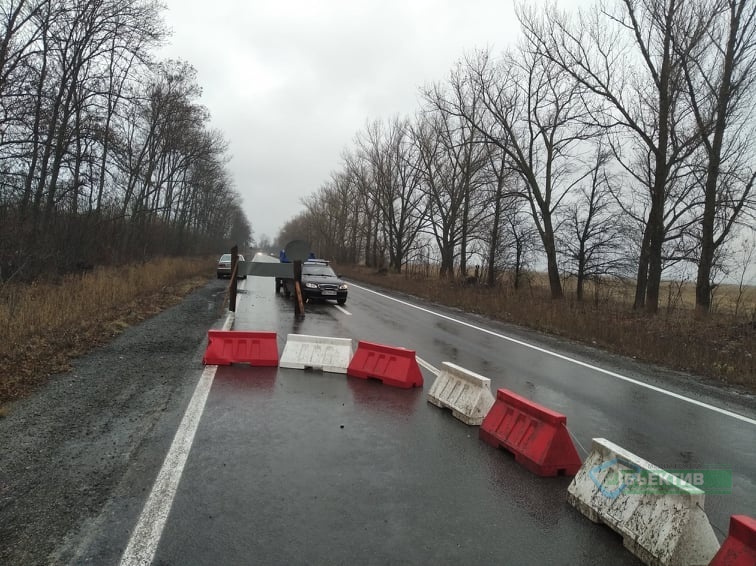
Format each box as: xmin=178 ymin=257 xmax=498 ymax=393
xmin=338 ymin=264 xmax=756 ymax=392
xmin=0 ymin=257 xmax=215 ymax=407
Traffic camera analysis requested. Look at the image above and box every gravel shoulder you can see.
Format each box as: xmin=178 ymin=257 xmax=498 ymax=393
xmin=0 ymin=278 xmax=228 ymax=565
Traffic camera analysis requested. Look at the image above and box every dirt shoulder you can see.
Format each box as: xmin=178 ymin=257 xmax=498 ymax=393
xmin=0 ymin=272 xmax=216 ymax=408
xmin=0 ymin=278 xmax=227 ymax=565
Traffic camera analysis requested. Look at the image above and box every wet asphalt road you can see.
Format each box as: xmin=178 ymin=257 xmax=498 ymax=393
xmin=143 ymin=268 xmax=755 ymax=565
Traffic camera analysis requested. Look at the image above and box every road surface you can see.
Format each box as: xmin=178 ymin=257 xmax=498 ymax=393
xmin=5 ymin=259 xmax=753 ymax=565
xmin=119 ymin=268 xmax=756 ymax=565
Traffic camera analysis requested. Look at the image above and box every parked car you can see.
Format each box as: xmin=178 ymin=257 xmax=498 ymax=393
xmin=283 ymin=260 xmax=347 ymax=305
xmin=216 ymin=253 xmax=246 ymax=279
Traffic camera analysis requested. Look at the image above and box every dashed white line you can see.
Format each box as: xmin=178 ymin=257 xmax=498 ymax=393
xmin=334 ymin=304 xmax=352 ymax=316
xmin=349 ymin=283 xmax=756 ymax=426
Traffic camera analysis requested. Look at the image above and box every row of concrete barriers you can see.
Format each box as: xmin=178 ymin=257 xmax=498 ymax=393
xmin=202 ymin=330 xmax=755 ymax=566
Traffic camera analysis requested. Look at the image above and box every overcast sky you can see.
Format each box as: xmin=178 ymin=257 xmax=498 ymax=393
xmin=159 ymin=0 xmax=586 ymax=244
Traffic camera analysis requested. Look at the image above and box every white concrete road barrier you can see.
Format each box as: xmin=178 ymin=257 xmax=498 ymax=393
xmin=567 ymin=438 xmax=720 ymax=566
xmin=279 ymin=334 xmax=353 ymax=374
xmin=427 ymin=362 xmax=496 ymax=425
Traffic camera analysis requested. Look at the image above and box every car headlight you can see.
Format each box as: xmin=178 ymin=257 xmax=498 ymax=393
xmin=305 ymin=282 xmax=318 ymax=289
xmin=339 ymin=284 xmax=348 ymax=290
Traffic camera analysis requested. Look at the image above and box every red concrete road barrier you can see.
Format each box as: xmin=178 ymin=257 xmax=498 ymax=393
xmin=710 ymin=515 xmax=756 ymax=566
xmin=202 ymin=330 xmax=279 ymax=366
xmin=480 ymin=388 xmax=582 ymax=477
xmin=346 ymin=340 xmax=423 ymax=389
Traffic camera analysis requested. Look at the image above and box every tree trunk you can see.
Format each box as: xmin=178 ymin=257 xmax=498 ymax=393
xmin=513 ymin=241 xmax=523 ymax=290
xmin=486 ymin=205 xmax=500 ymax=287
xmin=643 ymin=0 xmax=675 ymax=314
xmin=694 ymin=0 xmax=741 ymax=314
xmin=644 ymin=163 xmax=668 ymax=314
xmin=542 ymin=216 xmax=563 ymax=299
xmin=646 ymin=218 xmax=664 ymax=314
xmin=634 ymin=222 xmax=651 ymax=309
xmin=576 ymin=250 xmax=585 ymax=302
xmin=459 ymin=191 xmax=470 ymax=278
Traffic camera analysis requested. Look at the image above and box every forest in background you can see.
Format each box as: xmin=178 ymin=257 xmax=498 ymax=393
xmin=0 ymin=0 xmax=252 ymax=283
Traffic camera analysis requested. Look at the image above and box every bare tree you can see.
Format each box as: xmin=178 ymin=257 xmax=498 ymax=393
xmin=728 ymin=227 xmax=756 ymax=318
xmin=520 ymin=0 xmax=709 ymax=312
xmin=503 ymin=208 xmax=539 ymax=290
xmin=343 ymin=149 xmax=381 ymax=266
xmin=357 ymin=117 xmax=428 ymax=272
xmin=299 ymin=172 xmax=356 ymax=262
xmin=678 ymin=0 xmax=756 ymax=313
xmin=0 ymin=1 xmax=49 ymax=134
xmin=559 ymin=141 xmax=633 ymax=300
xmin=475 ymin=141 xmax=521 ymax=286
xmin=412 ymin=113 xmax=479 ymax=276
xmin=0 ymin=1 xmax=247 ymax=278
xmin=447 ymin=47 xmax=591 ymax=299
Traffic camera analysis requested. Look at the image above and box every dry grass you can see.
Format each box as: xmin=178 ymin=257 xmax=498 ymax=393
xmin=340 ymin=265 xmax=756 ymax=392
xmin=0 ymin=257 xmax=215 ymax=406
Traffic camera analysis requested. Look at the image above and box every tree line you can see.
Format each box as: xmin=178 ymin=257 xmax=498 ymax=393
xmin=0 ymin=0 xmax=251 ymax=282
xmin=278 ymin=0 xmax=755 ymax=314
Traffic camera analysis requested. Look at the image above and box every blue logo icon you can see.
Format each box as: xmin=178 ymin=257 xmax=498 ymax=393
xmin=589 ymin=457 xmax=641 ymax=499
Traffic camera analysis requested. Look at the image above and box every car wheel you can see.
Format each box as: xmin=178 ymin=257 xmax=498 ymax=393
xmin=337 ymin=298 xmax=346 ymax=306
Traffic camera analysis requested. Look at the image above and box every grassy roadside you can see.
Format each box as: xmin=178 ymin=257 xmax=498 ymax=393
xmin=0 ymin=257 xmax=217 ymax=409
xmin=338 ymin=265 xmax=756 ymax=393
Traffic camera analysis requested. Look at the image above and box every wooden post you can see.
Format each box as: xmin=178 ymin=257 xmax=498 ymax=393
xmin=284 ymin=239 xmax=310 ymax=318
xmin=229 ymin=245 xmax=238 ymax=312
xmin=293 ymin=259 xmax=304 ymax=318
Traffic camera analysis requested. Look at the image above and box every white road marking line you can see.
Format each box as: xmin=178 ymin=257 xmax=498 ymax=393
xmin=120 ymin=366 xmax=216 ymax=566
xmin=350 ymin=283 xmax=756 ymax=426
xmin=120 ymin=309 xmax=235 ymax=565
xmin=334 ymin=304 xmax=352 ymax=316
xmin=416 ymin=356 xmax=440 ymax=376
xmin=223 ymin=312 xmax=235 ymax=331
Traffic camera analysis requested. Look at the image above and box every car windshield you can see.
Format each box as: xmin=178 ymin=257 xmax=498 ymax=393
xmin=303 ymin=265 xmax=336 ymax=277
xmin=219 ymin=254 xmax=244 ymax=261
